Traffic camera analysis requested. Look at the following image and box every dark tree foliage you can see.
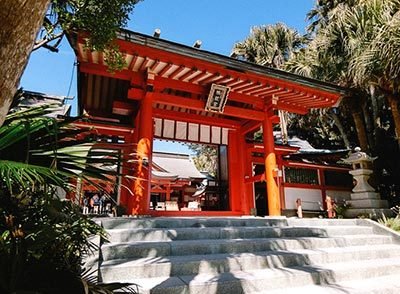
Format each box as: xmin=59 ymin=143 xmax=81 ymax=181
xmin=0 ymin=0 xmax=142 ymax=131
xmin=287 ymin=108 xmax=357 ymax=150
xmin=0 ymin=106 xmax=136 ymax=293
xmin=35 ymin=0 xmax=142 ymax=69
xmin=299 ymin=0 xmax=400 ymax=203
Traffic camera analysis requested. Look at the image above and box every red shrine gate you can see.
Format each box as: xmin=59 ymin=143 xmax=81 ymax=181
xmin=71 ymin=29 xmax=345 ymax=216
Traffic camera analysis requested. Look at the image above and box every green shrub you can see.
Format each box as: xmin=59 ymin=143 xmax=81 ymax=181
xmin=0 ymin=106 xmax=136 ymax=293
xmin=378 ymin=214 xmax=400 ymax=232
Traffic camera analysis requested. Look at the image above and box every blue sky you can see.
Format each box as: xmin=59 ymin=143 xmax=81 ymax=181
xmin=20 ymin=0 xmax=314 ymax=153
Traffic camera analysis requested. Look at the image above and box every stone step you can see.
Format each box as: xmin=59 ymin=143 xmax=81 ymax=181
xmin=100 ymin=244 xmax=400 ymax=280
xmin=101 ymin=234 xmax=392 ymax=260
xmin=119 ymin=257 xmax=400 ymax=294
xmin=106 ymin=225 xmax=374 ymax=243
xmin=261 ymin=274 xmax=400 ymax=294
xmin=100 ymin=217 xmax=288 ymax=230
xmin=287 ymin=218 xmax=360 ymax=227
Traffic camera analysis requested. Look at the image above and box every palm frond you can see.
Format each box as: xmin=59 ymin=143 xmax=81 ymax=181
xmin=231 ymin=23 xmax=305 ymax=69
xmin=0 ymin=104 xmax=134 ymax=203
xmin=0 ymin=160 xmax=68 ymax=191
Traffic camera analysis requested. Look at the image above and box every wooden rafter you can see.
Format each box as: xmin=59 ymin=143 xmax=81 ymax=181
xmin=139 ymin=57 xmax=152 ymax=71
xmin=128 ymin=55 xmax=139 ymax=70
xmin=218 ymin=76 xmax=234 ymax=84
xmin=226 ymin=78 xmax=244 ymax=87
xmin=236 ymin=82 xmax=263 ymax=94
xmin=178 ymin=67 xmax=199 ymax=81
xmin=150 ymin=59 xmax=161 ymax=72
xmin=158 ymin=63 xmax=174 ymax=77
xmin=256 ymin=88 xmax=286 ymax=97
xmin=169 ymin=65 xmax=187 ymax=79
xmin=231 ymin=80 xmax=253 ymax=91
xmin=189 ymin=71 xmax=213 ymax=83
xmin=199 ymin=73 xmax=222 ymax=85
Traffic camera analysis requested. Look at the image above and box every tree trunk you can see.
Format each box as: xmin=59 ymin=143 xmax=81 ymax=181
xmin=362 ymin=100 xmax=374 ymax=150
xmin=352 ymin=110 xmax=369 ymax=152
xmin=328 ymin=111 xmax=351 ymax=149
xmin=369 ymin=84 xmax=379 ymax=127
xmin=387 ymin=94 xmax=400 ymax=147
xmin=369 ymin=84 xmax=382 ymax=149
xmin=0 ymin=0 xmax=50 ymax=126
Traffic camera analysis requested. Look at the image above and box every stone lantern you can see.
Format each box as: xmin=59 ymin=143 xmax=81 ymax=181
xmin=343 ymin=147 xmax=392 ymax=218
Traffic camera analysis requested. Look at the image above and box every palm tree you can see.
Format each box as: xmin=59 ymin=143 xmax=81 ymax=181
xmin=233 ymin=22 xmax=355 ymax=150
xmin=348 ymin=0 xmax=400 ymax=145
xmin=0 ymin=105 xmax=122 ymax=194
xmin=286 ymin=0 xmax=396 ymax=152
xmin=285 ymin=37 xmax=368 ymax=151
xmin=287 ymin=0 xmax=400 ymax=197
xmin=306 ymin=0 xmax=359 ymax=33
xmin=232 ymin=23 xmax=312 ymax=148
xmin=315 ymin=0 xmax=400 ymax=148
xmin=232 ymin=23 xmax=306 ymax=69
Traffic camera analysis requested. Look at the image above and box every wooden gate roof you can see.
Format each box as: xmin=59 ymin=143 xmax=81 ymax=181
xmin=72 ymin=29 xmax=346 ymax=126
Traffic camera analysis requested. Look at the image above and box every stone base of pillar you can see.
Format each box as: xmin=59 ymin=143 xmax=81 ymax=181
xmin=345 ymin=189 xmax=393 ymax=219
xmin=347 ymin=198 xmax=389 ymax=208
xmin=344 ymin=208 xmax=393 ymax=219
xmin=350 ymin=191 xmax=381 ymax=200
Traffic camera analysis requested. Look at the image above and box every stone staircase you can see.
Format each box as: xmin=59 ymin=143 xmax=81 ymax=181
xmin=91 ymin=217 xmax=400 ymax=293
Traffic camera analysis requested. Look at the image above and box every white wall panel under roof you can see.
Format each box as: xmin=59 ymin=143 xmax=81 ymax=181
xmin=200 ymin=125 xmax=210 ymax=143
xmin=175 ymin=121 xmax=187 ymax=140
xmin=163 ymin=119 xmax=175 ymax=138
xmin=153 ymin=118 xmax=230 ymax=145
xmin=211 ymin=126 xmax=221 ymax=144
xmin=188 ymin=123 xmax=199 ymax=141
xmin=154 ymin=118 xmax=162 ymax=137
xmin=222 ymin=128 xmax=229 ymax=145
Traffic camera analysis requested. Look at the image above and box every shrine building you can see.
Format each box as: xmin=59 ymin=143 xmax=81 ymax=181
xmin=69 ymin=29 xmax=348 ymax=217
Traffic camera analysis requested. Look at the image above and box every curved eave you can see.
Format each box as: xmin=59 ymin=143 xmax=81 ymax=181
xmin=152 ymin=171 xmax=179 ymax=181
xmin=117 ymin=29 xmax=347 ymax=98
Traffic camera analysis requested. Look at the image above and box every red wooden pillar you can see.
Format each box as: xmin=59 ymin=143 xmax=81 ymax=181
xmin=263 ymin=114 xmax=281 ymax=216
xmin=318 ymin=168 xmax=327 ymax=209
xmin=228 ymin=130 xmax=245 ymax=212
xmin=120 ymin=131 xmax=135 ymax=207
xmin=130 ymin=91 xmax=153 ymax=215
xmin=166 ymin=184 xmax=171 ymax=201
xmin=276 ymin=155 xmax=285 ymax=210
xmin=238 ymin=130 xmax=252 ymax=215
xmin=242 ymin=133 xmax=254 ymax=215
